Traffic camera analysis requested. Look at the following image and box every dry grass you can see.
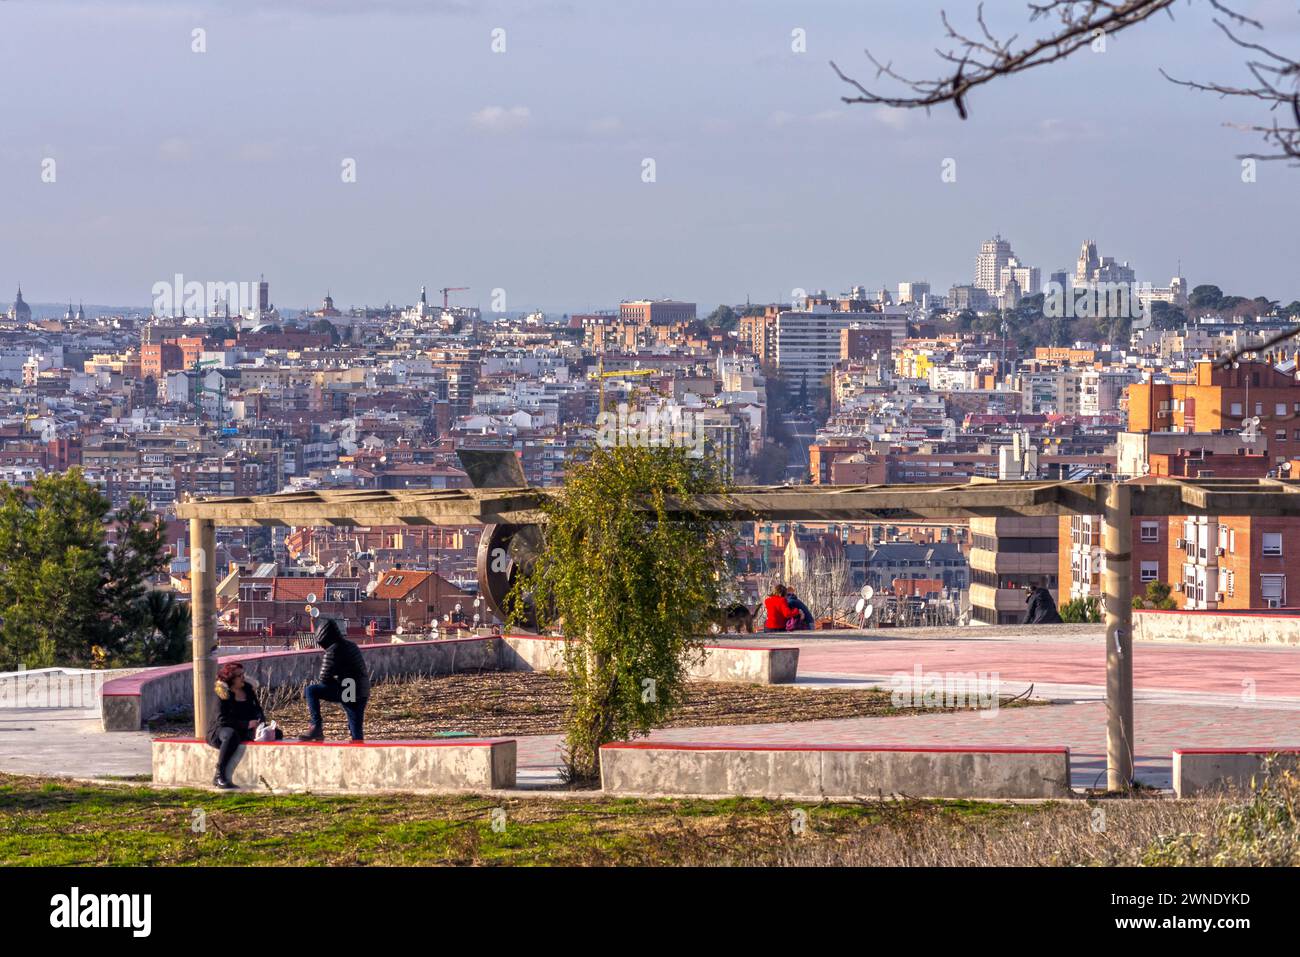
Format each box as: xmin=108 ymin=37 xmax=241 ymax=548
xmin=151 ymin=670 xmax=1043 ymax=740
xmin=5 ymin=770 xmax=1299 ymax=866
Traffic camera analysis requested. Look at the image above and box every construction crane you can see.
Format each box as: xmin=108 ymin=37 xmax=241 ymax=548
xmin=595 ymin=355 xmax=659 ymax=414
xmin=439 ymin=287 xmax=469 ymax=310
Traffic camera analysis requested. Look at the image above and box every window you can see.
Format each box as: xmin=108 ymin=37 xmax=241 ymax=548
xmin=1261 ymin=574 xmax=1286 ymax=608
xmin=1278 ymin=430 xmax=1288 ymax=441
xmin=1263 ymin=532 xmax=1283 ymax=557
xmin=1277 ymin=403 xmax=1288 ymax=417
xmin=1140 ymin=522 xmax=1159 ymax=543
xmin=1256 ymin=402 xmax=1263 ymax=415
xmin=1140 ymin=562 xmax=1159 ymax=583
xmin=1229 ymin=402 xmax=1243 ymax=417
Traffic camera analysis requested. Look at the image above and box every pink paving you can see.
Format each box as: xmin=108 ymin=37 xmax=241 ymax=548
xmin=514 ymin=633 xmax=1300 ymax=790
xmin=516 ymin=701 xmax=1300 ymax=789
xmin=795 ymin=637 xmax=1300 ymax=699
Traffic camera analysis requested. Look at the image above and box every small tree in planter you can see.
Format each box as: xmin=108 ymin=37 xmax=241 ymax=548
xmin=1133 ymin=580 xmax=1178 ymax=610
xmin=506 ymin=445 xmax=730 ymax=782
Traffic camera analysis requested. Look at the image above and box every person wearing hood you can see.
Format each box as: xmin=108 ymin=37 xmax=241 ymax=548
xmin=298 ymin=617 xmax=371 ymax=741
xmin=207 ymin=661 xmax=280 ymax=789
xmin=1023 ymin=584 xmax=1063 ymax=625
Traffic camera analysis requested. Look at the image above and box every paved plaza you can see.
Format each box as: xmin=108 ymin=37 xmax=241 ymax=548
xmin=5 ymin=626 xmax=1299 ymax=792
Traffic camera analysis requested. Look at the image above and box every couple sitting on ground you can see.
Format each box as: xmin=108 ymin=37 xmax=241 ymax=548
xmin=763 ymin=584 xmax=813 ymax=632
xmin=207 ymin=618 xmax=372 ymax=789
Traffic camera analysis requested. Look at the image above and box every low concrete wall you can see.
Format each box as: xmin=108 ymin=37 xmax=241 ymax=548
xmin=1135 ymin=610 xmax=1300 ymax=646
xmin=599 ymin=742 xmax=1072 ymax=800
xmin=107 ymin=634 xmax=802 ymax=731
xmin=1173 ymin=748 xmax=1300 ymax=798
xmin=501 ymin=634 xmax=798 ymax=684
xmin=103 ymin=636 xmax=501 ymax=732
xmin=153 ymin=737 xmax=516 ymax=792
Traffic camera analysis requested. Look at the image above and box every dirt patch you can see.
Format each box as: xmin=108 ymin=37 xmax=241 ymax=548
xmin=152 ymin=670 xmax=1042 ymax=740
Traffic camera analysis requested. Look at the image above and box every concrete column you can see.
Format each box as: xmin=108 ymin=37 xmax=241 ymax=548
xmin=190 ymin=518 xmax=217 ymax=739
xmin=1103 ymin=483 xmax=1134 ymax=792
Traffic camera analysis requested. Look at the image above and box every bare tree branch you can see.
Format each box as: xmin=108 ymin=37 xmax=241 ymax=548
xmin=832 ymin=0 xmax=1300 ymax=163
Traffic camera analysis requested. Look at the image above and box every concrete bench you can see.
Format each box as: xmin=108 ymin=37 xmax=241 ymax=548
xmin=1173 ymin=748 xmax=1300 ymax=798
xmin=501 ymin=635 xmax=799 ymax=684
xmin=153 ymin=737 xmax=517 ymax=792
xmin=599 ymin=742 xmax=1072 ymax=800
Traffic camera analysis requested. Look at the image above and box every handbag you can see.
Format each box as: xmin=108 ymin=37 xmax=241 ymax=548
xmin=254 ymin=720 xmax=279 ymax=742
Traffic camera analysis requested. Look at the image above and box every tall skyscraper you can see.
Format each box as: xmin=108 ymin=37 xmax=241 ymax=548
xmin=1076 ymin=240 xmax=1100 ymax=284
xmin=975 ymin=236 xmax=1014 ymax=295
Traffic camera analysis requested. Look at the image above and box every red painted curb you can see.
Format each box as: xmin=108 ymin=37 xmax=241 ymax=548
xmin=600 ymin=742 xmax=1068 ymax=754
xmin=1173 ymin=747 xmax=1300 ymax=755
xmin=158 ymin=737 xmax=513 ymax=748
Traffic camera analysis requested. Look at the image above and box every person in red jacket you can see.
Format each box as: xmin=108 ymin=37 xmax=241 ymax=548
xmin=764 ymin=584 xmax=795 ymax=632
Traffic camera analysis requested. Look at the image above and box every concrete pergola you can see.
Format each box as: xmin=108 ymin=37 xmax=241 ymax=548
xmin=175 ymin=475 xmax=1300 ymax=793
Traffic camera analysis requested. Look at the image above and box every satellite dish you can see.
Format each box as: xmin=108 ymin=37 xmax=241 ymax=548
xmin=855 ymin=598 xmax=866 ymax=614
xmin=396 ymin=626 xmax=404 ymax=635
xmin=862 ymin=585 xmax=875 ymax=600
xmin=306 ymin=593 xmax=318 ymax=605
xmin=863 ymin=604 xmax=874 ymax=619
xmin=308 ymin=606 xmax=320 ymax=619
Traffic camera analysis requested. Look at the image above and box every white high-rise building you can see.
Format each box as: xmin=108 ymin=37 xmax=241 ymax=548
xmin=975 ymin=236 xmax=1014 ymax=295
xmin=998 ymin=257 xmax=1040 ymax=297
xmin=897 ymin=281 xmax=931 ymax=305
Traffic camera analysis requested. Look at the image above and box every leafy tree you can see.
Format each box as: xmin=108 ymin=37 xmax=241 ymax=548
xmin=1134 ymin=580 xmax=1177 ymax=611
xmin=1189 ymin=284 xmax=1224 ymax=311
xmin=506 ymin=446 xmax=730 ymax=781
xmin=1149 ymin=301 xmax=1187 ymax=331
xmin=0 ymin=471 xmax=171 ymax=669
xmin=135 ymin=590 xmax=193 ymax=666
xmin=703 ymin=305 xmax=738 ymax=331
xmin=1060 ymin=596 xmax=1102 ymax=623
xmin=311 ymin=319 xmax=341 ymax=344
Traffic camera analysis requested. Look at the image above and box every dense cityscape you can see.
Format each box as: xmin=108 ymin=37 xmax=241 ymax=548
xmin=3 ymin=0 xmax=1299 ymax=907
xmin=4 ymin=230 xmax=1298 ymax=638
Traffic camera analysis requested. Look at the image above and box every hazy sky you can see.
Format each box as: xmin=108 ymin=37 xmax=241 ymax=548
xmin=2 ymin=0 xmax=1298 ymax=313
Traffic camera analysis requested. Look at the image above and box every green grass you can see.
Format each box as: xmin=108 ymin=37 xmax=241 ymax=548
xmin=0 ymin=773 xmax=1039 ymax=867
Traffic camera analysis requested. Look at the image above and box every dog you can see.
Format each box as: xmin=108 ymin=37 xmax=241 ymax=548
xmin=708 ymin=603 xmax=756 ymax=634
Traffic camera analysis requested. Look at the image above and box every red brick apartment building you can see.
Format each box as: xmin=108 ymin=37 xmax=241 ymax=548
xmin=1060 ymin=470 xmax=1300 ymax=610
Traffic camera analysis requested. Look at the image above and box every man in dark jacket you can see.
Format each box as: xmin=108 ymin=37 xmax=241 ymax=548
xmin=298 ymin=618 xmax=371 ymax=741
xmin=1023 ymin=585 xmax=1063 ymax=625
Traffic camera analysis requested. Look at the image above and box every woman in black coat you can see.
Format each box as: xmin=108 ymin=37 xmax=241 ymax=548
xmin=206 ymin=661 xmax=281 ymax=789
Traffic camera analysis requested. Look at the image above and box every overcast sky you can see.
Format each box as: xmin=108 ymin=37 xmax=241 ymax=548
xmin=2 ymin=0 xmax=1298 ymax=314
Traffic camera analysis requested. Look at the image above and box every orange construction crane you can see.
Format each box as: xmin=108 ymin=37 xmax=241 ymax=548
xmin=439 ymin=286 xmax=469 ymax=310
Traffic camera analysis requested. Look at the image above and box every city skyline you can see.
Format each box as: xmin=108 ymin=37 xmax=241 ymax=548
xmin=2 ymin=0 xmax=1298 ymax=311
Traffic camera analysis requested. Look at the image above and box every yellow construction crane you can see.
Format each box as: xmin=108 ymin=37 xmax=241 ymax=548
xmin=595 ymin=355 xmax=659 ymax=414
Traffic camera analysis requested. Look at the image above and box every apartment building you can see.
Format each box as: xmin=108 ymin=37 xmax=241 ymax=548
xmin=968 ymin=515 xmax=1059 ymax=625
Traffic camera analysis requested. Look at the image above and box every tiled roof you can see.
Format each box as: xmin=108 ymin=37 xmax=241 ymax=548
xmin=270 ymin=578 xmax=328 ymax=602
xmin=371 ymin=570 xmax=432 ymax=600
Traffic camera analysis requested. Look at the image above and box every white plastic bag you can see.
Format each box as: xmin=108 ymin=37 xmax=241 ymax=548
xmin=254 ymin=720 xmax=279 ymax=742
